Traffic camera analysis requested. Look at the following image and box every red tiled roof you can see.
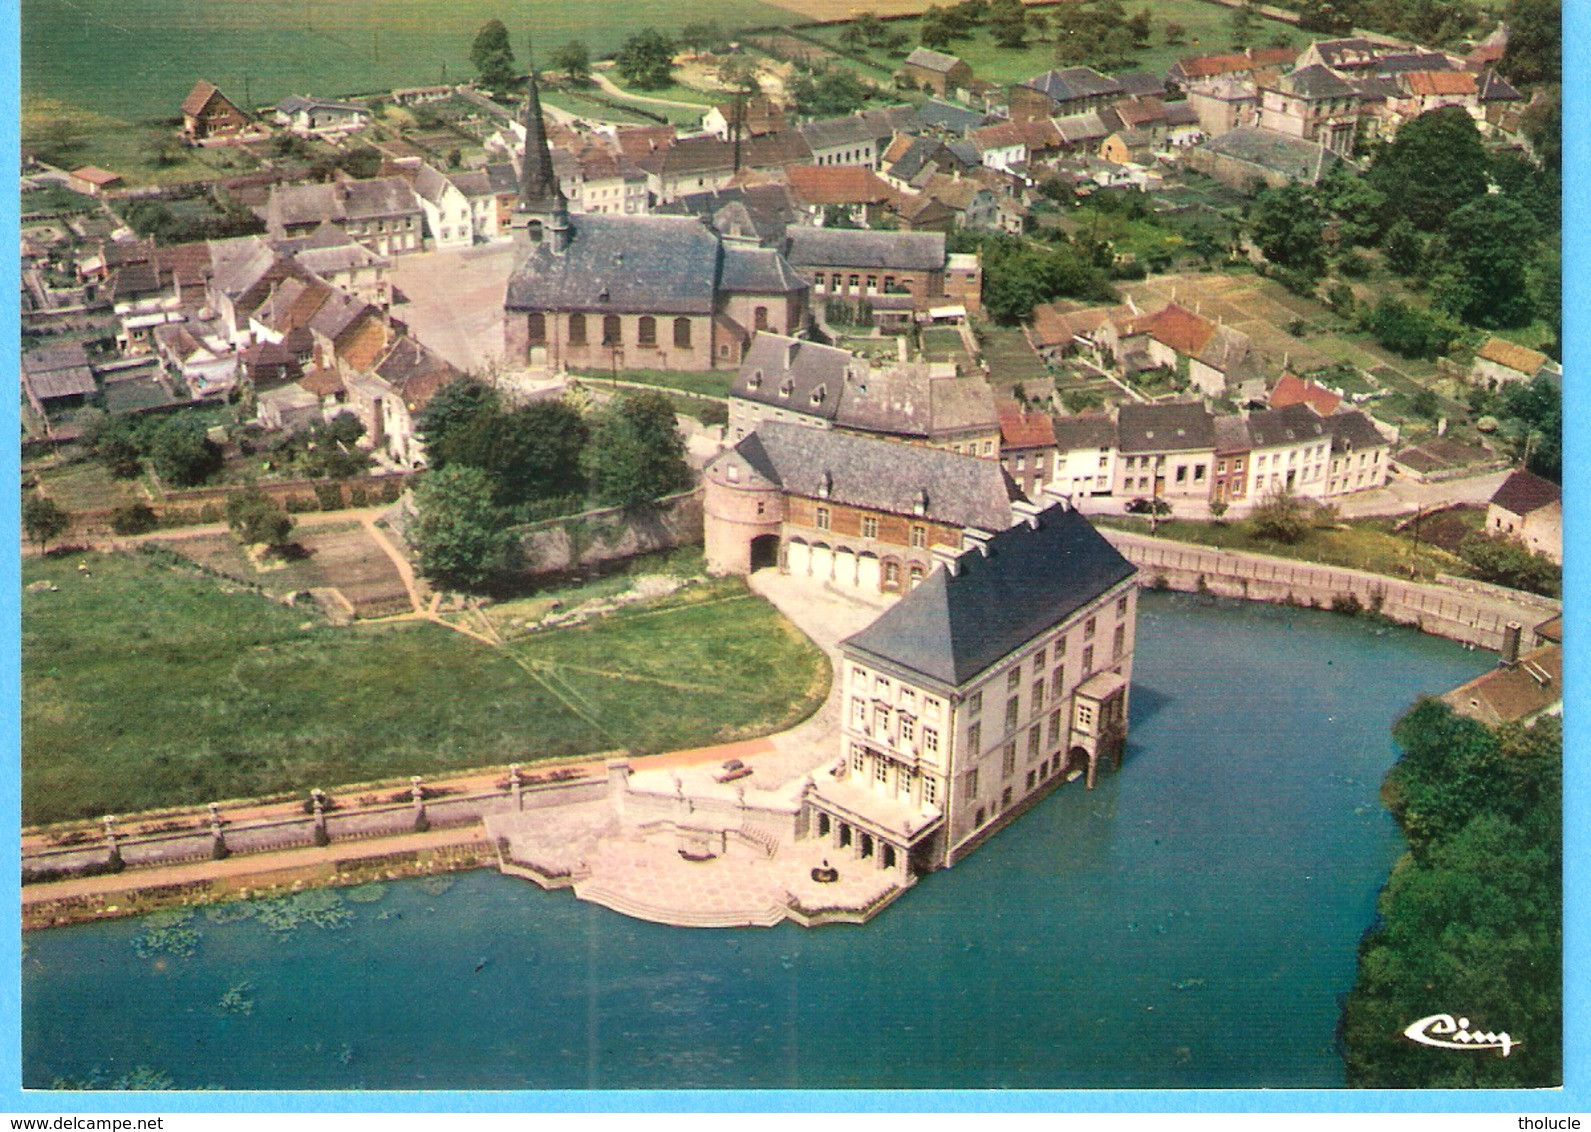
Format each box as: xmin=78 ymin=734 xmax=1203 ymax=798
xmin=1124 ymin=302 xmax=1215 ymax=357
xmin=1269 ymin=372 xmax=1342 ymax=416
xmin=1175 ymin=47 xmax=1294 ymax=79
xmin=182 ymin=80 xmax=223 ymax=117
xmin=298 ymin=365 xmax=344 ymax=396
xmin=1030 ymin=301 xmax=1122 ymax=347
xmin=784 ymin=164 xmax=897 ymax=206
xmin=1476 ymin=336 xmax=1548 ymax=376
xmin=1405 ymin=71 xmax=1477 ymax=96
xmin=1442 ymin=644 xmax=1561 ymax=725
xmin=971 ymin=121 xmax=1028 ymax=152
xmin=1490 ymin=468 xmax=1560 ymax=517
xmin=70 ymin=166 xmax=122 ymax=186
xmin=998 ymin=402 xmax=1057 ymax=449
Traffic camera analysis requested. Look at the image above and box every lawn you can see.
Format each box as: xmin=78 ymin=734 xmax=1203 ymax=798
xmin=571 ymin=367 xmax=732 ymax=400
xmin=806 ymin=0 xmax=1307 ymax=88
xmin=21 ymin=549 xmax=828 ymax=825
xmin=1094 ymin=514 xmax=1472 ymax=582
xmin=34 ymin=460 xmax=151 ymax=513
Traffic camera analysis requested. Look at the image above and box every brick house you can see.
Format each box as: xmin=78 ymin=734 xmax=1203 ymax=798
xmin=902 ymin=48 xmax=974 ymax=97
xmin=181 ymin=80 xmax=251 ymax=141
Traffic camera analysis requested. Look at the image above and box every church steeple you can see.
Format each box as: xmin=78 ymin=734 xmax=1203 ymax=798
xmin=514 ymin=66 xmax=572 ymax=252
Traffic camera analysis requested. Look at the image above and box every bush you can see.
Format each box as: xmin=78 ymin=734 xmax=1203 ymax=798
xmin=283 ymin=495 xmax=316 ymax=514
xmin=347 ymin=485 xmax=369 ymax=507
xmin=697 ymin=402 xmax=729 ymax=427
xmin=198 ymin=504 xmax=223 ymax=524
xmin=314 ymin=482 xmax=344 ymax=511
xmin=109 ymin=503 xmax=159 ymax=535
xmin=380 ymin=480 xmax=403 ymax=503
xmin=1249 ymin=492 xmax=1310 ymax=544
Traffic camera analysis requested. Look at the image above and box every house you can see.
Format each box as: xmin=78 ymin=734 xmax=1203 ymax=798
xmin=1099 ymin=128 xmax=1157 ymax=166
xmin=783 ymin=165 xmax=899 ymax=227
xmin=638 ymin=131 xmax=813 ymax=203
xmin=1269 ymin=372 xmax=1343 ymax=415
xmin=919 ymin=174 xmax=999 ymax=230
xmin=260 ymin=177 xmax=424 ymax=256
xmin=703 ymin=419 xmax=1016 ymax=592
xmin=1470 ymin=337 xmax=1559 ymax=390
xmin=879 ymin=134 xmax=979 ymax=192
xmin=1321 ymin=410 xmax=1391 ymax=497
xmin=153 ymin=322 xmax=236 ymax=397
xmin=902 ymin=48 xmax=974 ymax=97
xmin=275 ymin=95 xmax=371 ymax=137
xmin=702 ymin=95 xmax=787 ymax=141
xmin=1486 ymin=469 xmax=1562 ymax=564
xmin=997 ymin=403 xmax=1058 ymax=496
xmin=66 ymin=166 xmax=122 ymax=197
xmin=829 ymin=496 xmax=1138 ymax=872
xmin=1050 ymin=414 xmax=1118 ymax=498
xmin=1441 ymin=625 xmax=1561 ymax=727
xmin=1242 ymin=402 xmax=1333 ymax=498
xmin=1114 ymin=401 xmax=1215 ymax=500
xmin=799 ymin=107 xmax=914 ymax=167
xmin=1186 ymin=76 xmax=1260 ymax=136
xmin=969 ymin=121 xmax=1029 ymax=173
xmin=1257 ymin=65 xmax=1362 ymax=155
xmin=344 ymin=334 xmax=461 ymax=467
xmin=784 ymin=227 xmax=980 ymax=315
xmin=1184 ymin=126 xmax=1347 ymax=189
xmin=1100 ymin=302 xmax=1260 ymax=396
xmin=911 ymin=98 xmax=996 ymax=137
xmin=1167 ymin=47 xmax=1297 ymax=88
xmin=1009 ymin=68 xmax=1124 ymax=120
xmin=406 ymin=162 xmax=482 ymax=249
xmin=21 ymin=343 xmax=97 ymax=420
xmin=181 ymin=80 xmax=250 ymax=141
xmin=1053 ymin=111 xmax=1113 ymax=152
xmin=1210 ymin=413 xmax=1253 ymax=506
xmin=503 ymin=76 xmax=809 ymax=372
xmin=283 ymin=227 xmax=393 ymax=308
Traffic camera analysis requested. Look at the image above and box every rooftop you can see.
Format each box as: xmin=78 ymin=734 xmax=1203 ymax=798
xmin=1489 ymin=468 xmax=1560 ymax=518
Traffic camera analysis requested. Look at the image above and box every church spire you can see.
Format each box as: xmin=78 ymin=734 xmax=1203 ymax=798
xmin=517 ymin=67 xmax=566 ymax=215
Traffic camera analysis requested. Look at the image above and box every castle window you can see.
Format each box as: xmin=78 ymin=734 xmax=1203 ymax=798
xmin=901 ymin=717 xmax=914 ymax=744
xmin=526 ymin=312 xmax=546 ymax=344
xmin=1113 ymin=624 xmax=1126 ymax=661
xmin=924 ymin=777 xmax=937 ymax=806
xmin=910 ymin=524 xmax=926 ymax=548
xmin=638 ymin=316 xmax=657 ymax=346
xmin=862 ymin=516 xmax=878 ymax=539
xmin=884 ymin=560 xmax=899 ymax=587
xmin=1005 ymin=698 xmax=1019 ymax=730
xmin=755 ymin=306 xmax=769 ymax=330
xmin=816 ymin=505 xmax=831 ymax=530
xmin=602 ymin=315 xmax=622 ymax=346
xmin=968 ymin=722 xmax=981 ymax=753
xmin=673 ymin=317 xmax=692 ymax=348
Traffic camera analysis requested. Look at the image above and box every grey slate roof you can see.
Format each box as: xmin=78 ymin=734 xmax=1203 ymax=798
xmin=799 ymin=107 xmax=913 ymax=150
xmin=1055 ymin=111 xmax=1110 ymax=145
xmin=727 ymin=420 xmax=1015 ymax=532
xmin=266 ymin=178 xmax=420 ymax=229
xmin=912 ymin=99 xmax=993 ymax=135
xmin=504 ymin=214 xmax=722 ymax=315
xmin=843 ymin=501 xmax=1135 ymax=687
xmin=1327 ymin=410 xmax=1387 ymax=453
xmin=659 ymin=184 xmax=803 ymax=247
xmin=905 ymin=47 xmax=965 ymax=74
xmin=1245 ymin=402 xmax=1328 ymax=448
xmin=1021 ymin=67 xmax=1124 ymax=104
xmin=732 ymin=333 xmax=854 ymax=421
xmin=1373 ymin=52 xmax=1453 ymax=76
xmin=720 ymin=244 xmax=807 ymax=294
xmin=1479 ymin=70 xmax=1523 ymax=101
xmin=784 ymin=227 xmax=945 ymax=271
xmin=1212 ymin=413 xmax=1252 ymax=452
xmin=1115 ymin=71 xmax=1168 ymax=97
xmin=1197 ymin=127 xmax=1345 ymax=182
xmin=1277 ymin=64 xmax=1359 ymax=100
xmin=1117 ymin=402 xmax=1215 ymax=453
xmin=1050 ymin=413 xmax=1116 ymax=451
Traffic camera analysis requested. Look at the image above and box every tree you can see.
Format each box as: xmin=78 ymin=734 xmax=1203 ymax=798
xmin=989 ymin=0 xmax=1028 ymax=48
xmin=615 ymin=28 xmax=677 ymax=90
xmin=1363 ymin=297 xmax=1459 ymax=360
xmin=1519 ymin=85 xmax=1560 ymax=175
xmin=1125 ymin=7 xmax=1153 ymax=46
xmin=1501 ymin=0 xmax=1560 ymax=85
xmin=84 ymin=413 xmax=144 ymax=478
xmin=548 ymin=40 xmax=590 ymax=84
xmin=1457 ymin=532 xmax=1559 ymax=597
xmin=225 ymin=485 xmax=294 ymax=549
xmin=1380 ymin=218 xmax=1423 ymax=276
xmin=407 ymin=466 xmax=518 ymax=592
xmin=447 ymin=400 xmax=590 ymax=509
xmin=792 ymin=69 xmax=872 ymax=117
xmin=1249 ymin=491 xmax=1310 ymax=544
xmin=1247 ymin=184 xmax=1326 ymax=276
xmin=1316 ymin=166 xmax=1386 ymax=247
xmin=855 ymin=13 xmax=887 ymax=46
xmin=921 ymin=7 xmax=956 ymax=50
xmin=1229 ymin=1 xmax=1255 ymax=49
xmin=144 ymin=417 xmax=223 ymax=487
xmin=1163 ymin=21 xmax=1187 ymax=45
xmin=1367 ymin=107 xmax=1489 ymax=231
xmin=580 ymin=393 xmax=691 ymax=507
xmin=110 ymin=504 xmax=159 ymax=536
xmin=1431 ymin=195 xmax=1539 ymax=328
xmin=22 ymin=495 xmax=69 ymax=552
xmin=415 ymin=376 xmax=501 ymax=469
xmin=470 ymin=19 xmax=517 ymax=93
xmin=1298 ymin=0 xmax=1355 ymax=33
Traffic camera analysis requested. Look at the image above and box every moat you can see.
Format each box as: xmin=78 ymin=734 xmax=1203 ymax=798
xmin=21 ymin=592 xmax=1493 ymax=1090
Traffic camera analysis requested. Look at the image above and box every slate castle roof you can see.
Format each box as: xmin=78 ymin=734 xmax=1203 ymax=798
xmin=726 ymin=420 xmax=1016 ymax=533
xmin=843 ymin=501 xmax=1136 ymax=688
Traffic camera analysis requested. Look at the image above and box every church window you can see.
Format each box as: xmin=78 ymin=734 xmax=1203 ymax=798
xmin=526 ymin=312 xmax=546 ymax=345
xmin=673 ymin=317 xmax=692 ymax=348
xmin=568 ymin=313 xmax=587 ymax=345
xmin=638 ymin=316 xmax=657 ymax=346
xmin=602 ymin=315 xmax=622 ymax=346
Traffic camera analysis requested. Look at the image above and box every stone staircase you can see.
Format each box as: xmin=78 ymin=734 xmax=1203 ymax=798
xmin=572 ymin=878 xmax=790 ymax=928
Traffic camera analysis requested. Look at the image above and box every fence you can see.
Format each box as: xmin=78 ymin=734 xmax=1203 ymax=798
xmin=1102 ymin=530 xmax=1558 ymax=651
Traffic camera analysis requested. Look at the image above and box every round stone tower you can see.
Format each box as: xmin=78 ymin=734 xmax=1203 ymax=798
xmin=703 ymin=444 xmax=786 ymax=576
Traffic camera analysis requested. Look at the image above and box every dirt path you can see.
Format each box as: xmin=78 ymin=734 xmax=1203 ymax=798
xmin=589 ymin=71 xmax=712 ymax=112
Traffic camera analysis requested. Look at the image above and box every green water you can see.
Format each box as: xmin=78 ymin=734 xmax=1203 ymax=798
xmin=21 ymin=593 xmax=1494 ymax=1090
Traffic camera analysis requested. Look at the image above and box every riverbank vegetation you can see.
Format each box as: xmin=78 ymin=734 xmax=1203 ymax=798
xmin=21 ymin=548 xmax=827 ymax=825
xmin=1340 ymin=701 xmax=1561 ymax=1087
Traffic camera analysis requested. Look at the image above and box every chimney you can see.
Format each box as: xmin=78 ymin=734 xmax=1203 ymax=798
xmin=961 ymin=527 xmax=992 ymax=556
xmin=1500 ymin=621 xmax=1522 ymax=666
xmin=1040 ymin=484 xmax=1073 ymax=511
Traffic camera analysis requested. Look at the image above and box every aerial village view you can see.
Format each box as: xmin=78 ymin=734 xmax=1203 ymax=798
xmin=16 ymin=0 xmax=1563 ymax=1096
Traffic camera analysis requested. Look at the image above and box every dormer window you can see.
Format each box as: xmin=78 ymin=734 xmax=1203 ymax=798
xmin=779 ymin=378 xmax=794 ymax=398
xmin=748 ymin=368 xmax=763 ymax=390
xmin=819 ymin=470 xmax=833 ymax=498
xmin=811 ymin=384 xmax=827 ymax=405
xmin=913 ymin=489 xmax=929 ymax=516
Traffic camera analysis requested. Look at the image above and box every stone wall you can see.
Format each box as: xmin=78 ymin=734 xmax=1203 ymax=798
xmin=511 ymin=489 xmax=704 ymax=578
xmin=1102 ymin=529 xmax=1558 ymax=651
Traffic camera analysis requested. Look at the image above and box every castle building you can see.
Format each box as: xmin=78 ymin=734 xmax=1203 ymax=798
xmin=704 ymin=420 xmax=1016 ymax=593
xmin=812 ymin=497 xmax=1139 ymax=872
xmin=502 ymin=73 xmax=809 ymax=371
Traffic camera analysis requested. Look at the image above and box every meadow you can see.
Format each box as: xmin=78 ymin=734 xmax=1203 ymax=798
xmin=21 ymin=549 xmax=827 ymax=825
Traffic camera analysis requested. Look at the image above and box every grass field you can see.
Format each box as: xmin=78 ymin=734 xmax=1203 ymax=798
xmin=21 ymin=550 xmax=827 ymax=824
xmin=22 ymin=0 xmax=796 ymax=174
xmin=1094 ymin=514 xmax=1471 ymax=581
xmin=805 ymin=0 xmax=1307 ymax=87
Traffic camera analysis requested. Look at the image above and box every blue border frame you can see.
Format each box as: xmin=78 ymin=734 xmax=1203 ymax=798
xmin=2 ymin=0 xmax=1583 ymax=1114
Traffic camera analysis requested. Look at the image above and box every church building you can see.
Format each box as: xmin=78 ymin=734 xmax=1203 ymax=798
xmin=503 ymin=74 xmax=810 ymax=371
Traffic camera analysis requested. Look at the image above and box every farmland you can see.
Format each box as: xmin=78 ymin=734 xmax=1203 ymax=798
xmin=21 ymin=0 xmax=796 ymax=163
